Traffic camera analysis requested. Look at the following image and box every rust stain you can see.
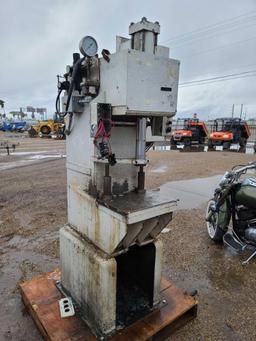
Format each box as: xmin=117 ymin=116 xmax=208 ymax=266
xmin=94 ymin=205 xmax=100 ymax=245
xmin=109 ymin=216 xmax=119 ymax=252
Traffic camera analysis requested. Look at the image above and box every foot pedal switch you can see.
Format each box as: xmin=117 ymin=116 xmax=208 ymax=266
xmin=59 ymin=297 xmax=75 ymax=318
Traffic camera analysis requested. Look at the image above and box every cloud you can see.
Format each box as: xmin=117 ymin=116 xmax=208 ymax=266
xmin=0 ymin=0 xmax=255 ymax=119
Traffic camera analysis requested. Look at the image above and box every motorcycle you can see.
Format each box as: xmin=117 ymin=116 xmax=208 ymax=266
xmin=206 ymin=161 xmax=256 ymax=265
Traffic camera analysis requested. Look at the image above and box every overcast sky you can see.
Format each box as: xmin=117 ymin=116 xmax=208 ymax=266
xmin=0 ymin=0 xmax=256 ymax=120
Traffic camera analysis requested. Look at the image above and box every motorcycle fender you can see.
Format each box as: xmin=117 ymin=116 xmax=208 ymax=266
xmin=217 ymin=199 xmax=231 ymax=231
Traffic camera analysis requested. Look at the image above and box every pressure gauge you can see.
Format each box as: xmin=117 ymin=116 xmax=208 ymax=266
xmin=79 ymin=36 xmax=98 ymax=57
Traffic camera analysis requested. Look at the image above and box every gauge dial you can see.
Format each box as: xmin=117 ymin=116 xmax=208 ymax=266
xmin=79 ymin=36 xmax=98 ymax=57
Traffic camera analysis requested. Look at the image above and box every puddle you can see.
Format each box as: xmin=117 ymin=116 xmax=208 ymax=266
xmin=246 ymin=143 xmax=255 ymax=155
xmin=0 ymin=227 xmax=59 ymax=340
xmin=0 ymin=159 xmax=39 ymax=171
xmin=2 ymin=151 xmax=47 ymax=156
xmin=0 ymin=249 xmax=58 ymax=340
xmin=159 ymin=174 xmax=221 ymax=209
xmin=153 ymin=145 xmax=171 ymax=151
xmin=0 ymin=153 xmax=66 ymax=171
xmin=151 ymin=143 xmax=255 ymax=154
xmin=30 ymin=154 xmax=66 ymax=160
xmin=150 ymin=165 xmax=167 ymax=173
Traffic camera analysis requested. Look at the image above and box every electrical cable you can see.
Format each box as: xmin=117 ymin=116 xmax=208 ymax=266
xmin=65 ymin=57 xmax=84 ymax=116
xmin=93 ymin=118 xmax=113 ymax=151
xmin=160 ymin=11 xmax=256 ymax=45
xmin=55 ymin=89 xmax=62 ymax=114
xmin=214 ymin=63 xmax=256 ymax=76
xmin=179 ymin=70 xmax=256 ymax=87
xmin=179 ymin=73 xmax=256 ymax=87
xmin=66 ymin=112 xmax=73 ymax=135
xmin=162 ymin=11 xmax=256 ymax=43
xmin=64 ymin=57 xmax=85 ymax=135
xmin=180 ymin=35 xmax=256 ymax=59
xmin=93 ymin=118 xmax=116 ymax=165
xmin=170 ymin=19 xmax=256 ymax=49
xmin=180 ymin=69 xmax=256 ymax=85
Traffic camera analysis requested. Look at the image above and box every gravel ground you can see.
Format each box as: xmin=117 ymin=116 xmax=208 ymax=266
xmin=146 ymin=149 xmax=256 ymax=188
xmin=161 ymin=209 xmax=256 ymax=341
xmin=0 ymin=134 xmax=256 ymax=340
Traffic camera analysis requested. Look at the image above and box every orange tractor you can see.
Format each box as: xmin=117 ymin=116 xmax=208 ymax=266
xmin=208 ymin=118 xmax=250 ymax=150
xmin=171 ymin=117 xmax=209 ymax=149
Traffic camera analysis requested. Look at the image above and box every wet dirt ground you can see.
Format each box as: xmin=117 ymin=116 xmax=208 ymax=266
xmin=1 ymin=133 xmax=256 ymax=340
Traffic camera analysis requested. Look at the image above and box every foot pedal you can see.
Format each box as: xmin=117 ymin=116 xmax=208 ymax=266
xmin=223 ymin=232 xmax=245 ymax=252
xmin=59 ymin=297 xmax=75 ymax=318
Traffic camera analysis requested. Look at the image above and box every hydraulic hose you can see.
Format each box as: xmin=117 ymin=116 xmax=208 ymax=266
xmin=64 ymin=57 xmax=84 ymax=135
xmin=65 ymin=57 xmax=84 ymax=116
xmin=65 ymin=112 xmax=73 ymax=136
xmin=55 ymin=89 xmax=62 ymax=114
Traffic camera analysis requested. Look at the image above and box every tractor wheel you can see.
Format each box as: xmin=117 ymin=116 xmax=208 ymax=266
xmin=239 ymin=137 xmax=247 ymax=147
xmin=199 ymin=137 xmax=205 ymax=145
xmin=208 ymin=139 xmax=214 ymax=150
xmin=40 ymin=125 xmax=51 ymax=136
xmin=182 ymin=138 xmax=191 ymax=152
xmin=170 ymin=137 xmax=177 ymax=149
xmin=183 ymin=138 xmax=191 ymax=147
xmin=239 ymin=138 xmax=247 ymax=153
xmin=223 ymin=141 xmax=231 ymax=149
xmin=28 ymin=127 xmax=37 ymax=137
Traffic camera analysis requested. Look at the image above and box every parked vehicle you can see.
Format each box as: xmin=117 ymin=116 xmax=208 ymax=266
xmin=206 ymin=161 xmax=256 ymax=264
xmin=0 ymin=121 xmax=27 ymax=132
xmin=171 ymin=117 xmax=208 ymax=149
xmin=28 ymin=119 xmax=65 ymax=138
xmin=208 ymin=117 xmax=250 ymax=150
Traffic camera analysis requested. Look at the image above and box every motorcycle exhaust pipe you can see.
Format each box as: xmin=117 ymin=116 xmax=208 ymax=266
xmin=245 ymin=228 xmax=256 ymax=243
